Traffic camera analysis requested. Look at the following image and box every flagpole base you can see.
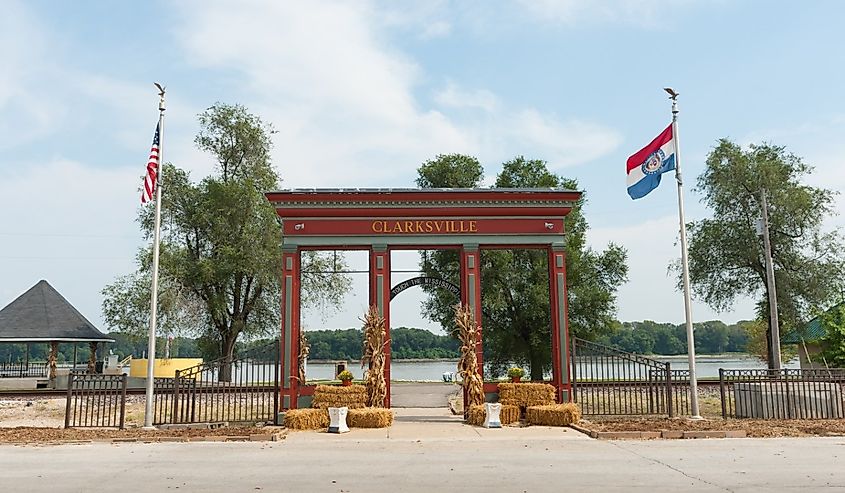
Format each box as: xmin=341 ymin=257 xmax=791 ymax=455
xmin=686 ymin=415 xmax=704 ymax=421
xmin=142 ymin=425 xmax=158 ymax=431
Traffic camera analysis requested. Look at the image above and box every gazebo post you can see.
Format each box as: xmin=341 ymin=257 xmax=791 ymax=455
xmin=48 ymin=341 xmax=58 ymax=381
xmin=72 ymin=344 xmax=78 ymax=370
xmin=88 ymin=342 xmax=97 ymax=373
xmin=24 ymin=343 xmax=30 ymax=370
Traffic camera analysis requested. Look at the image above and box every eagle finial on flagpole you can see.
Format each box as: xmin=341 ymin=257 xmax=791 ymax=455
xmin=154 ymin=82 xmax=166 ymax=111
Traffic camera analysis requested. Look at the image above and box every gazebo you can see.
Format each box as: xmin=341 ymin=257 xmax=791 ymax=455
xmin=0 ymin=280 xmax=113 ymax=380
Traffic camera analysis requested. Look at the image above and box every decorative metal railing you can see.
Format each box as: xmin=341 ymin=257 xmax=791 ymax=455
xmin=152 ymin=339 xmax=280 ymax=425
xmin=719 ymin=368 xmax=845 ymax=419
xmin=0 ymin=362 xmax=48 ymax=378
xmin=570 ymin=338 xmax=691 ymax=417
xmin=64 ymin=371 xmax=127 ymax=429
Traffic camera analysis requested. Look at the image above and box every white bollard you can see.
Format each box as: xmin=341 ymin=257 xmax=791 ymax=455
xmin=483 ymin=402 xmax=502 ymax=428
xmin=328 ymin=406 xmax=350 ymax=434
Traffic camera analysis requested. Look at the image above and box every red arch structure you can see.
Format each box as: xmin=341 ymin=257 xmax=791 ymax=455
xmin=265 ymin=188 xmax=581 ymax=409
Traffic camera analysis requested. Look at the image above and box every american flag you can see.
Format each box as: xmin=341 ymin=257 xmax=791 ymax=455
xmin=141 ymin=123 xmax=161 ymax=204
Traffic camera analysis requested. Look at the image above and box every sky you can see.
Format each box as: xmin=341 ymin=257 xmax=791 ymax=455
xmin=2 ymin=0 xmax=844 ymax=336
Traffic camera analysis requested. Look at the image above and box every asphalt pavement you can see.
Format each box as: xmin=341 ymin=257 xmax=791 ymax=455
xmin=3 ymin=408 xmax=845 ymax=492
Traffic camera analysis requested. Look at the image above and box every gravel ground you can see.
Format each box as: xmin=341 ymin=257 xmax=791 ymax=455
xmin=582 ymin=416 xmax=845 ymax=437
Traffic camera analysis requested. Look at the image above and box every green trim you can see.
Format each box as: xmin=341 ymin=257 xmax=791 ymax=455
xmin=283 ymin=275 xmax=292 ymax=390
xmin=283 ymin=235 xmax=564 ymax=246
xmin=377 ymin=274 xmax=384 ymax=314
xmin=557 ymin=272 xmax=568 ymax=384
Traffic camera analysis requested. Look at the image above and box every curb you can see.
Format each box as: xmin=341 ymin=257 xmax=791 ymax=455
xmin=569 ymin=425 xmax=747 ymax=440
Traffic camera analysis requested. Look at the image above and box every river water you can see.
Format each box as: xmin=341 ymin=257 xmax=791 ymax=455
xmin=302 ymin=355 xmax=799 ymax=382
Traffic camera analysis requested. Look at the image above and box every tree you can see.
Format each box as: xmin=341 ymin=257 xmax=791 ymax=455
xmin=685 ymin=140 xmax=845 ymax=367
xmin=818 ymin=304 xmax=845 ymax=367
xmin=417 ymin=155 xmax=628 ymax=380
xmin=102 ymin=103 xmax=350 ymax=377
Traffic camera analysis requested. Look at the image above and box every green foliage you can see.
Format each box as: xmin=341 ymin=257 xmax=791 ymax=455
xmin=685 ymin=140 xmax=845 ymax=366
xmin=416 ymin=154 xmax=628 ymax=380
xmin=819 ymin=305 xmax=845 ymax=367
xmin=101 ymin=103 xmax=350 ymax=367
xmin=598 ymin=320 xmax=750 ymax=355
xmin=304 ymin=327 xmax=459 ymax=360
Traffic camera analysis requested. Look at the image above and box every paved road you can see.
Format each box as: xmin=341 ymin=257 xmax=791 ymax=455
xmin=4 ymin=409 xmax=845 ymax=492
xmin=389 ymin=381 xmax=458 ymax=408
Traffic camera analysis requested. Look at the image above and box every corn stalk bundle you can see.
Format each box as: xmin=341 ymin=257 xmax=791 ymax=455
xmin=525 ymin=403 xmax=582 ymax=426
xmin=311 ymin=384 xmax=368 ymax=409
xmin=454 ymin=304 xmax=484 ymax=409
xmin=361 ymin=305 xmax=388 ymax=408
xmin=498 ymin=383 xmax=556 ymax=408
xmin=298 ymin=332 xmax=310 ymax=384
xmin=347 ymin=408 xmax=394 ymax=428
xmin=284 ymin=408 xmax=329 ymax=430
xmin=465 ymin=404 xmax=521 ymax=426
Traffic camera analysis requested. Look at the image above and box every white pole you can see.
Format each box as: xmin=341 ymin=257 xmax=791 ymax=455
xmin=143 ymin=85 xmax=166 ymax=429
xmin=667 ymin=89 xmax=702 ymax=419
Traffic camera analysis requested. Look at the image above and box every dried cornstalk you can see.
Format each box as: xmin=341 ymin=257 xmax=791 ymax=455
xmin=361 ymin=305 xmax=388 ymax=407
xmin=298 ymin=332 xmax=310 ymax=384
xmin=454 ymin=304 xmax=484 ymax=409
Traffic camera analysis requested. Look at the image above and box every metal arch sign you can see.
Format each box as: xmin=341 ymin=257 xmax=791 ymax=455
xmin=390 ymin=276 xmax=461 ymax=301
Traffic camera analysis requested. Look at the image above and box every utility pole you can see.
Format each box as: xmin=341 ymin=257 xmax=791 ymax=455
xmin=759 ymin=189 xmax=782 ymax=370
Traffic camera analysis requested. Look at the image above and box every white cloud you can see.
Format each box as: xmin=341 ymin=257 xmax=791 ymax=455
xmin=433 ymin=83 xmax=499 ymax=112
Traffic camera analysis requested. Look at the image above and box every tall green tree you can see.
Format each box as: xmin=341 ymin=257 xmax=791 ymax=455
xmin=685 ymin=140 xmax=845 ymax=367
xmin=102 ymin=103 xmax=350 ymax=377
xmin=417 ymin=155 xmax=628 ymax=379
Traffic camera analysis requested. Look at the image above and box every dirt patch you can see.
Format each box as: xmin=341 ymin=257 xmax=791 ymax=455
xmin=580 ymin=416 xmax=845 ymax=438
xmin=0 ymin=425 xmax=284 ymax=444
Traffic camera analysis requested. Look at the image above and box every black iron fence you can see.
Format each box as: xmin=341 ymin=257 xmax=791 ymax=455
xmin=719 ymin=368 xmax=845 ymax=419
xmin=64 ymin=371 xmax=127 ymax=429
xmin=571 ymin=338 xmax=691 ymax=417
xmin=153 ymin=339 xmax=280 ymax=425
xmin=0 ymin=362 xmax=48 ymax=378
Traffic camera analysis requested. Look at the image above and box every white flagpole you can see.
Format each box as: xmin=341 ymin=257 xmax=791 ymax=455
xmin=665 ymin=87 xmax=702 ymax=419
xmin=143 ymin=84 xmax=166 ymax=429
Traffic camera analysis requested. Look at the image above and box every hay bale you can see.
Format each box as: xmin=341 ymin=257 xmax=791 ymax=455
xmin=465 ymin=404 xmax=521 ymax=426
xmin=525 ymin=403 xmax=582 ymax=427
xmin=347 ymin=408 xmax=394 ymax=428
xmin=311 ymin=384 xmax=368 ymax=409
xmin=284 ymin=408 xmax=329 ymax=430
xmin=498 ymin=383 xmax=556 ymax=408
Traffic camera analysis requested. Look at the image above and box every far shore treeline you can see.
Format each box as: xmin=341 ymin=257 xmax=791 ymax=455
xmin=0 ymin=321 xmax=751 ymax=363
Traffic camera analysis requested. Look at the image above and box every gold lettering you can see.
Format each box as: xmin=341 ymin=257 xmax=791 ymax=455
xmin=459 ymin=221 xmax=468 ymax=233
xmin=469 ymin=221 xmax=477 ymax=232
xmin=434 ymin=222 xmax=443 ymax=232
xmin=391 ymin=221 xmax=403 ymax=233
xmin=372 ymin=221 xmax=384 ymax=233
xmin=425 ymin=221 xmax=434 ymax=233
xmin=404 ymin=221 xmax=414 ymax=233
xmin=415 ymin=221 xmax=423 ymax=232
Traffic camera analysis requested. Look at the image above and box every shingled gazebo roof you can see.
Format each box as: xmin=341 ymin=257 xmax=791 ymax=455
xmin=0 ymin=280 xmax=113 ymax=343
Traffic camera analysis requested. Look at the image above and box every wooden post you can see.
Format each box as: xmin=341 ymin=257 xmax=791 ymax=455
xmin=48 ymin=341 xmax=59 ymax=381
xmin=460 ymin=245 xmax=483 ymax=380
xmin=281 ymin=247 xmax=301 ymax=409
xmin=88 ymin=342 xmax=97 ymax=373
xmin=370 ymin=246 xmax=391 ymax=407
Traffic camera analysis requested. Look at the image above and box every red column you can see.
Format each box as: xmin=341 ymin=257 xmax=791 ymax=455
xmin=460 ymin=245 xmax=483 ymax=379
xmin=369 ymin=247 xmax=391 ymax=407
xmin=549 ymin=245 xmax=571 ymax=402
xmin=281 ymin=248 xmax=301 ymax=409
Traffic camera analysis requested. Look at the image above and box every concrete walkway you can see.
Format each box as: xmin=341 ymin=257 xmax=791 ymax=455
xmin=389 ymin=381 xmax=458 ymax=408
xmin=3 ymin=409 xmax=845 ymax=492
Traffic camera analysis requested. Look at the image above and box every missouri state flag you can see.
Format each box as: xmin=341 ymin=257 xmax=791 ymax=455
xmin=626 ymin=124 xmax=676 ymax=200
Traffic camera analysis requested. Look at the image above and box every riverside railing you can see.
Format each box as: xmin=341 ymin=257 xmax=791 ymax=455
xmin=571 ymin=338 xmax=691 ymax=417
xmin=719 ymin=368 xmax=845 ymax=419
xmin=64 ymin=371 xmax=127 ymax=429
